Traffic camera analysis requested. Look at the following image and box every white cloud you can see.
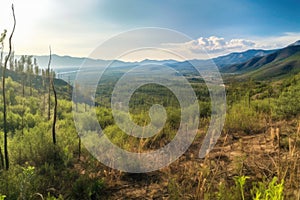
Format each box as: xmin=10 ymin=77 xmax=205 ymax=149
xmin=227 ymin=39 xmax=255 ymax=49
xmin=163 ymin=33 xmax=300 ymax=60
xmin=167 ymin=36 xmax=256 ymax=54
xmin=251 ymin=32 xmax=300 ymax=49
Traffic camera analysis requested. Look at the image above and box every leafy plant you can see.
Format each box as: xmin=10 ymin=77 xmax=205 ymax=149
xmin=251 ymin=177 xmax=284 ymax=200
xmin=225 ymin=102 xmax=263 ymax=134
xmin=274 ymin=84 xmax=300 ymax=119
xmin=0 ymin=194 xmax=6 ymax=200
xmin=71 ymin=175 xmax=105 ymax=200
xmin=234 ymin=175 xmax=249 ymax=200
xmin=46 ymin=193 xmax=64 ymax=200
xmin=19 ymin=165 xmax=36 ymax=199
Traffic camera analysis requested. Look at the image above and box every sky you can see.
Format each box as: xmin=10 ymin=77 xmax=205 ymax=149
xmin=0 ymin=0 xmax=300 ymax=61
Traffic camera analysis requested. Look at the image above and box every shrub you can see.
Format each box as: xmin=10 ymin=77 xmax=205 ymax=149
xmin=274 ymin=84 xmax=300 ymax=119
xmin=71 ymin=175 xmax=105 ymax=200
xmin=225 ymin=102 xmax=263 ymax=134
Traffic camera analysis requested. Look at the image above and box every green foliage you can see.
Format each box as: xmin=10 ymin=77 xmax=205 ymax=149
xmin=19 ymin=165 xmax=36 ymax=199
xmin=0 ymin=165 xmax=39 ymax=199
xmin=234 ymin=175 xmax=249 ymax=200
xmin=0 ymin=194 xmax=6 ymax=200
xmin=225 ymin=102 xmax=263 ymax=134
xmin=167 ymin=108 xmax=181 ymax=130
xmin=10 ymin=124 xmax=60 ymax=166
xmin=71 ymin=175 xmax=105 ymax=200
xmin=274 ymin=83 xmax=300 ymax=119
xmin=46 ymin=193 xmax=64 ymax=200
xmin=252 ymin=99 xmax=273 ymax=115
xmin=96 ymin=107 xmax=114 ymax=129
xmin=199 ymin=101 xmax=211 ymax=118
xmin=216 ymin=175 xmax=250 ymax=200
xmin=215 ymin=176 xmax=284 ymax=200
xmin=251 ymin=177 xmax=284 ymax=200
xmin=104 ymin=124 xmax=132 ymax=149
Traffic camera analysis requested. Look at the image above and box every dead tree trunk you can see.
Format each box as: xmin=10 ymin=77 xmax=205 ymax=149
xmin=78 ymin=136 xmax=81 ymax=160
xmin=47 ymin=51 xmax=51 ymax=121
xmin=2 ymin=4 xmax=16 ymax=170
xmin=0 ymin=146 xmax=4 ymax=169
xmin=48 ymin=47 xmax=57 ymax=145
xmin=0 ymin=29 xmax=7 ymax=170
xmin=51 ymin=75 xmax=57 ymax=145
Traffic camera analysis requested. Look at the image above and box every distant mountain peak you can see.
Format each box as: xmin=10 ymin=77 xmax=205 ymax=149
xmin=288 ymin=40 xmax=300 ymax=47
xmin=220 ymin=44 xmax=300 ymax=80
xmin=139 ymin=59 xmax=178 ymax=65
xmin=213 ymin=48 xmax=276 ymax=68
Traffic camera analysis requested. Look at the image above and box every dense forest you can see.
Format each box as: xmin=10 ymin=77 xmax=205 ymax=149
xmin=1 ymin=4 xmax=300 ymax=200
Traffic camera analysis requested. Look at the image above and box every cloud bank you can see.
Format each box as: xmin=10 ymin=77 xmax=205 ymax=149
xmin=163 ymin=33 xmax=300 ymax=60
xmin=186 ymin=36 xmax=255 ymax=53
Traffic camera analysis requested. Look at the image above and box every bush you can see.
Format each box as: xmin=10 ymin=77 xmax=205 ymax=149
xmin=252 ymin=99 xmax=273 ymax=115
xmin=71 ymin=175 xmax=105 ymax=200
xmin=225 ymin=102 xmax=263 ymax=134
xmin=199 ymin=101 xmax=211 ymax=118
xmin=10 ymin=122 xmax=64 ymax=166
xmin=274 ymin=84 xmax=300 ymax=119
xmin=0 ymin=165 xmax=39 ymax=200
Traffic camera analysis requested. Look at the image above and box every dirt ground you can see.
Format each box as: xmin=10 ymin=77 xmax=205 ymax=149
xmin=75 ymin=124 xmax=300 ymax=199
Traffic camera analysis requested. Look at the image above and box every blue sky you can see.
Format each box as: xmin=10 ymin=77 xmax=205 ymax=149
xmin=94 ymin=0 xmax=300 ymax=37
xmin=0 ymin=0 xmax=299 ymax=60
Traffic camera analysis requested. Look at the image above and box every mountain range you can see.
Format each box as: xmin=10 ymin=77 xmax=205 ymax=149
xmin=28 ymin=40 xmax=300 ymax=81
xmin=221 ymin=40 xmax=300 ymax=80
xmin=33 ymin=49 xmax=276 ymax=70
